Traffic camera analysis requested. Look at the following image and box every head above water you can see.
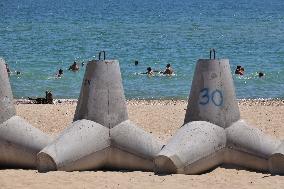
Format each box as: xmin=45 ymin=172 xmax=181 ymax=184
xmin=147 ymin=67 xmax=152 ymax=72
xmin=59 ymin=69 xmax=63 ymax=75
xmin=166 ymin=64 xmax=171 ymax=68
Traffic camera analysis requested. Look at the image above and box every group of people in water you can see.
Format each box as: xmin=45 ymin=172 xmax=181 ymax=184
xmin=4 ymin=61 xmax=84 ymax=78
xmin=234 ymin=65 xmax=264 ymax=78
xmin=134 ymin=60 xmax=174 ymax=76
xmin=144 ymin=63 xmax=174 ymax=76
xmin=56 ymin=61 xmax=85 ymax=78
xmin=5 ymin=61 xmax=265 ymax=79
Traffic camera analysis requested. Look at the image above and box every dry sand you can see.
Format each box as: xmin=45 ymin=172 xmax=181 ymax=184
xmin=0 ymin=100 xmax=283 ymax=189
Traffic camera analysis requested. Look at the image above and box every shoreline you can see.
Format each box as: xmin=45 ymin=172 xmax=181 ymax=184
xmin=15 ymin=98 xmax=284 ymax=106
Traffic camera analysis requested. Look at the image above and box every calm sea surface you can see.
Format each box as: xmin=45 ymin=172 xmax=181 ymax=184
xmin=0 ymin=0 xmax=283 ymax=99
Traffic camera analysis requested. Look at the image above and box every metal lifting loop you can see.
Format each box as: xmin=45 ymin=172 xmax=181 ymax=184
xmin=209 ymin=48 xmax=216 ymax=59
xmin=99 ymin=51 xmax=106 ymax=60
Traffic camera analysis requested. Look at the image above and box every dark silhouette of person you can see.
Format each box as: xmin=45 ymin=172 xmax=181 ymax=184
xmin=235 ymin=65 xmax=244 ymax=75
xmin=258 ymin=72 xmax=264 ymax=78
xmin=163 ymin=64 xmax=174 ymax=75
xmin=68 ymin=61 xmax=79 ymax=71
xmin=57 ymin=68 xmax=63 ymax=77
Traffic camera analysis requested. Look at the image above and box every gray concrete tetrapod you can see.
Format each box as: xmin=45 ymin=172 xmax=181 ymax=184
xmin=37 ymin=57 xmax=163 ymax=172
xmin=0 ymin=58 xmax=52 ymax=169
xmin=155 ymin=58 xmax=284 ymax=175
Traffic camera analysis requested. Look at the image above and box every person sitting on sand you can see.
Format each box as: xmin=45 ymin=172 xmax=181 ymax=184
xmin=68 ymin=61 xmax=79 ymax=71
xmin=163 ymin=64 xmax=174 ymax=75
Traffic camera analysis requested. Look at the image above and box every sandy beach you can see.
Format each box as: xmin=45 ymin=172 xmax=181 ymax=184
xmin=0 ymin=99 xmax=283 ymax=189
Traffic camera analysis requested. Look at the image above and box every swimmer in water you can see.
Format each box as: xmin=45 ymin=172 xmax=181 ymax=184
xmin=68 ymin=61 xmax=79 ymax=71
xmin=163 ymin=64 xmax=174 ymax=75
xmin=258 ymin=72 xmax=264 ymax=78
xmin=57 ymin=68 xmax=63 ymax=77
xmin=235 ymin=65 xmax=244 ymax=75
xmin=142 ymin=67 xmax=154 ymax=76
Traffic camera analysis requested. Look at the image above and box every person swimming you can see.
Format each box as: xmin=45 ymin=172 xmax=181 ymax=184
xmin=68 ymin=61 xmax=79 ymax=71
xmin=258 ymin=72 xmax=264 ymax=78
xmin=146 ymin=67 xmax=154 ymax=75
xmin=235 ymin=65 xmax=241 ymax=74
xmin=235 ymin=65 xmax=244 ymax=75
xmin=239 ymin=67 xmax=245 ymax=75
xmin=140 ymin=67 xmax=154 ymax=75
xmin=57 ymin=68 xmax=63 ymax=77
xmin=163 ymin=64 xmax=174 ymax=75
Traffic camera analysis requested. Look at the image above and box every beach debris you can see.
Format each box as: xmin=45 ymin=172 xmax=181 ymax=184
xmin=154 ymin=51 xmax=284 ymax=175
xmin=37 ymin=51 xmax=163 ymax=172
xmin=0 ymin=58 xmax=52 ymax=169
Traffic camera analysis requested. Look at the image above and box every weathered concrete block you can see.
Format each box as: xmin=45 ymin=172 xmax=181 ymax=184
xmin=269 ymin=141 xmax=284 ymax=175
xmin=0 ymin=58 xmax=52 ymax=169
xmin=38 ymin=55 xmax=163 ymax=172
xmin=184 ymin=59 xmax=240 ymax=128
xmin=0 ymin=58 xmax=16 ymax=124
xmin=74 ymin=59 xmax=128 ymax=128
xmin=155 ymin=55 xmax=284 ymax=175
xmin=155 ymin=121 xmax=226 ymax=174
xmin=37 ymin=119 xmax=109 ymax=172
xmin=0 ymin=116 xmax=52 ymax=169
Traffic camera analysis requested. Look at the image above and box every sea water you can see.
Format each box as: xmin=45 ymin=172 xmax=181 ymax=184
xmin=0 ymin=0 xmax=283 ymax=99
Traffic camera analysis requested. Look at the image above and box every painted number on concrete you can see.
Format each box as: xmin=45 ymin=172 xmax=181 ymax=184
xmin=199 ymin=88 xmax=223 ymax=106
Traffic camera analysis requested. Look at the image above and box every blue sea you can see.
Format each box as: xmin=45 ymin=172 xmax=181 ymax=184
xmin=0 ymin=0 xmax=283 ymax=99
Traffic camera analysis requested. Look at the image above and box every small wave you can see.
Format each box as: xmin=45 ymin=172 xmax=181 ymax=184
xmin=47 ymin=75 xmax=62 ymax=80
xmin=134 ymin=72 xmax=176 ymax=77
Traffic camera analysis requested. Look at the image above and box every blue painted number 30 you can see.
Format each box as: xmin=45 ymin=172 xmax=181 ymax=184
xmin=199 ymin=88 xmax=223 ymax=106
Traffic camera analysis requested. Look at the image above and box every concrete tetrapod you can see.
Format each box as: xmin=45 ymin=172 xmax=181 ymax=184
xmin=155 ymin=58 xmax=284 ymax=175
xmin=38 ymin=56 xmax=163 ymax=172
xmin=0 ymin=58 xmax=52 ymax=169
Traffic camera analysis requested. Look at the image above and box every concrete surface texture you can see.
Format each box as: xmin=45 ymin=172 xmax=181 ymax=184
xmin=0 ymin=58 xmax=16 ymax=123
xmin=155 ymin=58 xmax=284 ymax=175
xmin=74 ymin=59 xmax=128 ymax=128
xmin=184 ymin=59 xmax=240 ymax=128
xmin=38 ymin=56 xmax=163 ymax=172
xmin=0 ymin=58 xmax=52 ymax=169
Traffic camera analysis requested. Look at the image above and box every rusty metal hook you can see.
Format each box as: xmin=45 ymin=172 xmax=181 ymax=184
xmin=209 ymin=49 xmax=216 ymax=59
xmin=99 ymin=51 xmax=106 ymax=60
